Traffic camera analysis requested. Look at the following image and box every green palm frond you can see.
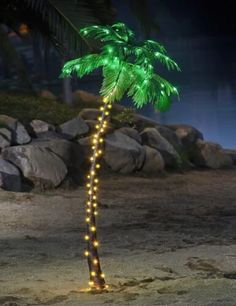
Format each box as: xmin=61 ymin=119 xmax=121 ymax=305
xmin=80 ymin=23 xmax=134 ymax=43
xmin=61 ymin=54 xmax=105 ymax=77
xmin=144 ymin=40 xmax=167 ymax=54
xmin=155 ymin=93 xmax=172 ymax=112
xmin=100 ymin=61 xmax=133 ymax=102
xmin=126 ymin=65 xmax=177 ymax=110
xmin=61 ymin=22 xmax=180 ymax=111
xmin=130 ymin=42 xmax=180 ymax=73
xmin=127 ymin=66 xmax=155 ymax=107
xmin=155 ymin=75 xmax=179 ymax=97
xmin=154 ymin=51 xmax=181 ymax=71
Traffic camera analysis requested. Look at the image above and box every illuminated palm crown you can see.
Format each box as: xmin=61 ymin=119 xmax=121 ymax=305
xmin=61 ymin=22 xmax=180 ymax=111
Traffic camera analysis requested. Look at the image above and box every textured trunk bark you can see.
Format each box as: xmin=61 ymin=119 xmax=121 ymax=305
xmin=84 ymin=97 xmax=112 ymax=290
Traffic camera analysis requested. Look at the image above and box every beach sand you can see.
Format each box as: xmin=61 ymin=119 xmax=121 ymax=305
xmin=0 ymin=169 xmax=236 ymax=305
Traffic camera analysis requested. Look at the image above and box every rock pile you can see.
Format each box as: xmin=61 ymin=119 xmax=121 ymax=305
xmin=0 ymin=109 xmax=234 ymax=192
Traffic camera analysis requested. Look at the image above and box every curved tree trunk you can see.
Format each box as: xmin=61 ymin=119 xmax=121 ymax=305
xmin=84 ymin=97 xmax=111 ymax=290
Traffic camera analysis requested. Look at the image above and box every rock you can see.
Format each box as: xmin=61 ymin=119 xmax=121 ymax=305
xmin=57 ymin=117 xmax=89 ymax=139
xmin=166 ymin=124 xmax=203 ymax=148
xmin=84 ymin=120 xmax=114 ymax=135
xmin=85 ymin=120 xmax=98 ymax=131
xmin=117 ymin=127 xmax=142 ymax=143
xmin=141 ymin=146 xmax=165 ymax=173
xmin=2 ymin=145 xmax=67 ymax=188
xmin=223 ymin=149 xmax=236 ymax=165
xmin=30 ymin=119 xmax=55 ymax=134
xmin=39 ymin=89 xmax=57 ymax=100
xmin=104 ymin=131 xmax=145 ymax=173
xmin=35 ymin=131 xmax=70 ymax=140
xmin=191 ymin=140 xmax=233 ymax=169
xmin=78 ymin=136 xmax=93 ymax=157
xmin=79 ymin=108 xmax=101 ymax=121
xmin=0 ymin=134 xmax=10 ymax=150
xmin=132 ymin=114 xmax=159 ymax=131
xmin=0 ymin=128 xmax=12 ymax=142
xmin=0 ymin=158 xmax=22 ymax=191
xmin=73 ymin=90 xmax=124 ymax=111
xmin=0 ymin=115 xmax=31 ymax=145
xmin=155 ymin=126 xmax=182 ymax=151
xmin=33 ymin=139 xmax=84 ymax=175
xmin=73 ymin=90 xmax=102 ymax=104
xmin=140 ymin=128 xmax=181 ymax=167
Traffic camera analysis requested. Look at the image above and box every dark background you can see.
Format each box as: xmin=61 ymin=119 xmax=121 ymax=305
xmin=1 ymin=1 xmax=236 ymax=148
xmin=113 ymin=0 xmax=236 ymax=148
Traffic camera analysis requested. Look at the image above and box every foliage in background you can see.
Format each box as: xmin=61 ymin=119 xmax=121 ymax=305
xmin=0 ymin=0 xmax=115 ymax=57
xmin=0 ymin=25 xmax=31 ymax=89
xmin=0 ymin=0 xmax=161 ymax=94
xmin=0 ymin=92 xmax=75 ymax=125
xmin=0 ymin=0 xmax=159 ymax=58
xmin=0 ymin=91 xmax=123 ymax=125
xmin=113 ymin=108 xmax=135 ymax=127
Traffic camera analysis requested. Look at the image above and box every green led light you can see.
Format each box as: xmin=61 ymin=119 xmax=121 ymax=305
xmin=62 ymin=22 xmax=180 ymax=110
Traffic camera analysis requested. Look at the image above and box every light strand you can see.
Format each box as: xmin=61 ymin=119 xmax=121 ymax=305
xmin=84 ymin=96 xmax=112 ymax=290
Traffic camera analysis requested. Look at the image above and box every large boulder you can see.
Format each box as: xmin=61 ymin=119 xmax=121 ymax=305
xmin=57 ymin=117 xmax=89 ymax=139
xmin=79 ymin=108 xmax=101 ymax=121
xmin=155 ymin=126 xmax=182 ymax=152
xmin=73 ymin=90 xmax=102 ymax=104
xmin=117 ymin=127 xmax=142 ymax=143
xmin=85 ymin=120 xmax=98 ymax=131
xmin=104 ymin=131 xmax=145 ymax=174
xmin=32 ymin=139 xmax=84 ymax=182
xmin=132 ymin=114 xmax=159 ymax=131
xmin=0 ymin=128 xmax=12 ymax=142
xmin=0 ymin=115 xmax=31 ymax=145
xmin=140 ymin=128 xmax=181 ymax=167
xmin=191 ymin=140 xmax=233 ymax=169
xmin=223 ymin=149 xmax=236 ymax=165
xmin=2 ymin=145 xmax=67 ymax=188
xmin=35 ymin=131 xmax=69 ymax=140
xmin=73 ymin=90 xmax=124 ymax=111
xmin=0 ymin=128 xmax=11 ymax=150
xmin=166 ymin=124 xmax=203 ymax=148
xmin=141 ymin=146 xmax=165 ymax=174
xmin=30 ymin=119 xmax=55 ymax=134
xmin=78 ymin=136 xmax=92 ymax=157
xmin=0 ymin=158 xmax=22 ymax=191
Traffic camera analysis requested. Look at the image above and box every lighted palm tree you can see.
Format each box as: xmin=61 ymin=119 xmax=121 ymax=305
xmin=61 ymin=22 xmax=180 ymax=291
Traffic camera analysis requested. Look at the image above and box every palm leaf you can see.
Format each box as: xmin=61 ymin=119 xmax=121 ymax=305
xmin=100 ymin=61 xmax=133 ymax=102
xmin=154 ymin=51 xmax=181 ymax=71
xmin=154 ymin=93 xmax=172 ymax=112
xmin=23 ymin=0 xmax=115 ymax=56
xmin=61 ymin=22 xmax=180 ymax=111
xmin=61 ymin=53 xmax=104 ymax=77
xmin=80 ymin=22 xmax=134 ymax=43
xmin=144 ymin=40 xmax=167 ymax=54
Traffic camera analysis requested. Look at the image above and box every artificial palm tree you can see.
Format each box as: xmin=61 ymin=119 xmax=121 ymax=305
xmin=61 ymin=22 xmax=180 ymax=291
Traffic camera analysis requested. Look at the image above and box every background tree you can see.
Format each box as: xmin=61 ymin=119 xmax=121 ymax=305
xmin=61 ymin=22 xmax=180 ymax=290
xmin=0 ymin=0 xmax=158 ymax=100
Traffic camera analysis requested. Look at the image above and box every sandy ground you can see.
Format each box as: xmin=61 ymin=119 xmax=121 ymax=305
xmin=0 ymin=169 xmax=236 ymax=306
